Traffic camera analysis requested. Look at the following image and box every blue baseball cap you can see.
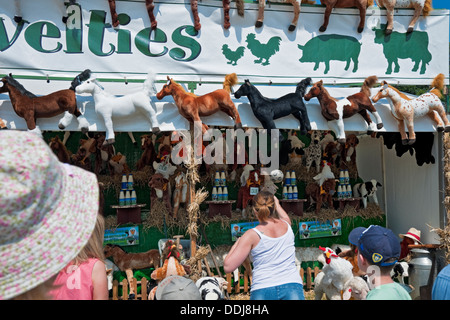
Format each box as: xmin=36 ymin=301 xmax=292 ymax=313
xmin=348 ymin=227 xmax=367 ymax=246
xmin=354 ymin=225 xmax=401 ymax=266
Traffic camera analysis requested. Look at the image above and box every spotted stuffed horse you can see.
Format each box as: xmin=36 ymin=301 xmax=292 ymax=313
xmin=376 ymin=0 xmax=433 ymax=35
xmin=372 ymin=73 xmax=450 ymax=145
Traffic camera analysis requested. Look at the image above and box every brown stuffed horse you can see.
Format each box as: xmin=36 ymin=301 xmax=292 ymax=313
xmin=190 ymin=0 xmax=246 ymax=30
xmin=104 ymin=244 xmax=160 ymax=300
xmin=318 ymin=0 xmax=374 ymax=33
xmin=256 ymin=0 xmax=316 ymax=31
xmin=304 ymin=76 xmax=383 ymax=144
xmin=0 ymin=72 xmax=89 ymax=137
xmin=156 ymin=74 xmax=243 ymax=134
xmin=108 ymin=0 xmax=157 ymax=29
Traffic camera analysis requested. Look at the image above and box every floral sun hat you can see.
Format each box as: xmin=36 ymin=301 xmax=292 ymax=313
xmin=0 ymin=130 xmax=99 ymax=300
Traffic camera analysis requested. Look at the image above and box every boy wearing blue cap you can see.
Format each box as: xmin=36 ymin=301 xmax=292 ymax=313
xmin=351 ymin=225 xmax=412 ymax=300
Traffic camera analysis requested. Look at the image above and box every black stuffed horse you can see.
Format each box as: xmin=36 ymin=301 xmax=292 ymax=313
xmin=234 ymin=78 xmax=312 ymax=140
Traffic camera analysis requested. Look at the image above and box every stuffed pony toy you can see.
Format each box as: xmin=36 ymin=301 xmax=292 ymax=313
xmin=256 ymin=0 xmax=315 ymax=31
xmin=108 ymin=0 xmax=157 ymax=29
xmin=375 ymin=0 xmax=433 ymax=34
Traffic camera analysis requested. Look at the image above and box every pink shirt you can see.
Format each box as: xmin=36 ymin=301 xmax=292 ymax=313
xmin=51 ymin=258 xmax=99 ymax=300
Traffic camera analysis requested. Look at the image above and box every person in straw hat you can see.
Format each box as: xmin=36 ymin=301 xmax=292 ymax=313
xmin=0 ymin=130 xmax=101 ymax=300
xmin=399 ymin=227 xmax=422 ymax=261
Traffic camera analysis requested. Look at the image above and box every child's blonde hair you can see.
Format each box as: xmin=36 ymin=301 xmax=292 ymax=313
xmin=73 ymin=214 xmax=105 ymax=265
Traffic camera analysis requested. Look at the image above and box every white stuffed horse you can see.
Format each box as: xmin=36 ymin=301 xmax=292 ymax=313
xmin=75 ymin=71 xmax=161 ymax=145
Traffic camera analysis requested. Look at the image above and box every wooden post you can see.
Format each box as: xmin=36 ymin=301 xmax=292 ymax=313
xmin=141 ymin=278 xmax=148 ymax=300
xmin=122 ymin=279 xmax=128 ymax=300
xmin=112 ymin=279 xmax=119 ymax=300
xmin=226 ymin=273 xmax=232 ymax=294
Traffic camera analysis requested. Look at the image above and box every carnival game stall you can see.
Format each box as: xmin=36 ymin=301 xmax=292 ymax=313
xmin=0 ymin=0 xmax=449 ymax=300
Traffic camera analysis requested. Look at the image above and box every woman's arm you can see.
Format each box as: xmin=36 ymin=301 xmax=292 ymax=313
xmin=92 ymin=260 xmax=109 ymax=300
xmin=274 ymin=196 xmax=291 ymax=225
xmin=223 ymin=230 xmax=257 ymax=274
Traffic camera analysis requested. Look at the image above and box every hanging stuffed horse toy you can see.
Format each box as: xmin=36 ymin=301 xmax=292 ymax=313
xmin=234 ymin=78 xmax=312 ymax=140
xmin=0 ymin=72 xmax=90 ymax=137
xmin=372 ymin=73 xmax=450 ymax=145
xmin=376 ymin=0 xmax=433 ymax=35
xmin=108 ymin=0 xmax=157 ymax=29
xmin=190 ymin=0 xmax=245 ymax=30
xmin=256 ymin=0 xmax=315 ymax=31
xmin=13 ymin=0 xmax=22 ymax=23
xmin=75 ymin=70 xmax=161 ymax=145
xmin=304 ymin=76 xmax=382 ymax=144
xmin=318 ymin=0 xmax=374 ymax=33
xmin=156 ymin=74 xmax=243 ymax=135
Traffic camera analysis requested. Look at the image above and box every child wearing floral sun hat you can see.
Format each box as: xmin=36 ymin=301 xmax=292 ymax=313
xmin=0 ymin=130 xmax=100 ymax=300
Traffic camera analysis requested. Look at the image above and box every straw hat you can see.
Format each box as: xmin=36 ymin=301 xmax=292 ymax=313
xmin=0 ymin=130 xmax=100 ymax=300
xmin=399 ymin=227 xmax=422 ymax=244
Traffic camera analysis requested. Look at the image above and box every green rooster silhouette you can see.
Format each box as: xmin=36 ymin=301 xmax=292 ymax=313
xmin=246 ymin=33 xmax=282 ymax=66
xmin=221 ymin=44 xmax=245 ymax=66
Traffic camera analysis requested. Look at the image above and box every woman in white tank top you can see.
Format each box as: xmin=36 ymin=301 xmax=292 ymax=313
xmin=224 ymin=191 xmax=304 ymax=300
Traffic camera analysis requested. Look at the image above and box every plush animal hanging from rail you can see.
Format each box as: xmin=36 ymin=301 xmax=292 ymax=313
xmin=305 ymin=178 xmax=336 ymax=213
xmin=304 ymin=76 xmax=383 ymax=144
xmin=156 ymin=74 xmax=243 ymax=135
xmin=75 ymin=70 xmax=160 ymax=145
xmin=372 ymin=74 xmax=450 ymax=145
xmin=107 ymin=0 xmax=157 ymax=29
xmin=376 ymin=0 xmax=433 ymax=35
xmin=190 ymin=0 xmax=244 ymax=30
xmin=237 ymin=168 xmax=263 ymax=217
xmin=0 ymin=72 xmax=90 ymax=137
xmin=172 ymin=171 xmax=190 ymax=219
xmin=234 ymin=78 xmax=312 ymax=140
xmin=93 ymin=133 xmax=115 ymax=176
xmin=341 ymin=134 xmax=359 ymax=165
xmin=287 ymin=130 xmax=305 ymax=165
xmin=305 ymin=131 xmax=323 ymax=172
xmin=318 ymin=0 xmax=374 ymax=33
xmin=104 ymin=244 xmax=160 ymax=300
xmin=109 ymin=152 xmax=130 ymax=175
xmin=353 ymin=179 xmax=382 ymax=208
xmin=49 ymin=135 xmax=73 ymax=164
xmin=136 ymin=134 xmax=156 ymax=171
xmin=256 ymin=0 xmax=315 ymax=31
xmin=13 ymin=0 xmax=22 ymax=23
xmin=151 ymin=240 xmax=188 ymax=282
xmin=149 ymin=172 xmax=172 ymax=215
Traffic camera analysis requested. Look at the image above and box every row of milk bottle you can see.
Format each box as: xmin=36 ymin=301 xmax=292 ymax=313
xmin=282 ymin=185 xmax=298 ymax=200
xmin=119 ymin=174 xmax=137 ymax=206
xmin=212 ymin=186 xmax=229 ymax=201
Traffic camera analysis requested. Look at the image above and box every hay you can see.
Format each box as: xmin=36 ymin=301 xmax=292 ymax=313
xmin=185 ymin=245 xmax=211 ymax=282
xmin=104 ymin=215 xmax=120 ymax=231
xmin=187 ymin=188 xmax=208 ymax=238
xmin=143 ymin=199 xmax=170 ymax=232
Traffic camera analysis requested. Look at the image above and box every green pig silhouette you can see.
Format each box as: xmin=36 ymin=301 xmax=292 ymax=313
xmin=372 ymin=24 xmax=432 ymax=75
xmin=297 ymin=34 xmax=361 ymax=74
